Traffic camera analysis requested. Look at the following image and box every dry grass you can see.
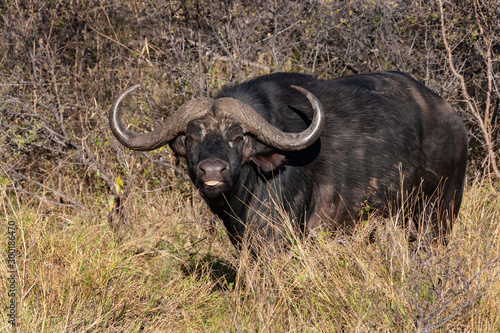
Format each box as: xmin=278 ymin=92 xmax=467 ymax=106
xmin=1 ymin=175 xmax=499 ymax=332
xmin=1 ymin=1 xmax=499 ymax=331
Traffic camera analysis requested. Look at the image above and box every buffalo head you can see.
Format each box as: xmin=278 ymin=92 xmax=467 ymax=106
xmin=109 ymin=84 xmax=325 ymax=199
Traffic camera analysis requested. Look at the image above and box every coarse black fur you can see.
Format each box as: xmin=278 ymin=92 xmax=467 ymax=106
xmin=169 ymin=72 xmax=468 ymax=253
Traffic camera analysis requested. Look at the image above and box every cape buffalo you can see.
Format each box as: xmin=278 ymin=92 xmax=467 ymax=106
xmin=110 ymin=72 xmax=468 ymax=253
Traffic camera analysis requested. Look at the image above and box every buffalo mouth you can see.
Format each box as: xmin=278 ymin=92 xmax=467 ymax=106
xmin=199 ymin=180 xmax=229 ymax=198
xmin=204 ymin=180 xmax=223 ymax=187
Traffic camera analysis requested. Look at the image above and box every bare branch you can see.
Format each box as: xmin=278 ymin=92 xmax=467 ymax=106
xmin=3 ymin=167 xmax=89 ymax=212
xmin=438 ymin=0 xmax=500 ymax=179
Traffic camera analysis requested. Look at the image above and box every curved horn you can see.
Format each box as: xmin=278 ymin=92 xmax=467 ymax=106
xmin=214 ymin=85 xmax=325 ymax=151
xmin=109 ymin=85 xmax=214 ymax=151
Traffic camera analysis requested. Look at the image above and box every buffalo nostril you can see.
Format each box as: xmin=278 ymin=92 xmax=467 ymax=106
xmin=198 ymin=159 xmax=229 ymax=177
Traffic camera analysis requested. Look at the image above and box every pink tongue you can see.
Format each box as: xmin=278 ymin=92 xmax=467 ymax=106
xmin=205 ymin=180 xmax=221 ymax=187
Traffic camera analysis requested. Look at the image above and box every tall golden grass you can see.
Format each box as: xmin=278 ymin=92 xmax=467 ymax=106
xmin=1 ymin=174 xmax=499 ymax=332
xmin=1 ymin=1 xmax=499 ymax=331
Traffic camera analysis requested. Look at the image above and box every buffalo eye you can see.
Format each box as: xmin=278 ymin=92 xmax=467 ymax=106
xmin=186 ymin=136 xmax=194 ymax=143
xmin=233 ymin=136 xmax=243 ymax=144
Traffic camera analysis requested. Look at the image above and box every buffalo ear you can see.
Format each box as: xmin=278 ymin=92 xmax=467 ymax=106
xmin=244 ymin=139 xmax=285 ymax=172
xmin=251 ymin=151 xmax=286 ymax=173
xmin=169 ymin=135 xmax=186 ymax=157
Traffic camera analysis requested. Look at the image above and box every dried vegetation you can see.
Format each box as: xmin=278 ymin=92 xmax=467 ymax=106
xmin=1 ymin=0 xmax=499 ymax=331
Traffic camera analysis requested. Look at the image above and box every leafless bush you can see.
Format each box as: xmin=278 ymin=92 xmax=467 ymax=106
xmin=0 ymin=0 xmax=498 ymax=214
xmin=438 ymin=0 xmax=500 ymax=178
